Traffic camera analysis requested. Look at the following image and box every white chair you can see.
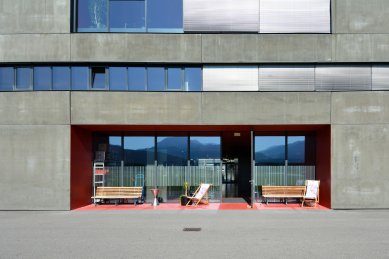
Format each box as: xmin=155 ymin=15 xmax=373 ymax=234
xmin=302 ymin=180 xmax=320 ymax=207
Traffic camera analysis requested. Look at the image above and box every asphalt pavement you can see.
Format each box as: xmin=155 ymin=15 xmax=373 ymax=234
xmin=1 ymin=209 xmax=388 ymax=258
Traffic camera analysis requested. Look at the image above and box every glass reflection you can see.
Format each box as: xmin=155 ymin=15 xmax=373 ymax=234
xmin=34 ymin=67 xmax=52 ymax=90
xmin=77 ymin=0 xmax=108 ymax=32
xmin=109 ymin=67 xmax=127 ymax=91
xmin=16 ymin=68 xmax=32 ymax=90
xmin=157 ymin=136 xmax=187 ymax=166
xmin=147 ymin=67 xmax=165 ymax=91
xmin=0 ymin=67 xmax=14 ymax=91
xmin=124 ymin=137 xmax=154 ymax=166
xmin=128 ymin=67 xmax=146 ymax=91
xmin=185 ymin=67 xmax=202 ymax=91
xmin=287 ymin=136 xmax=305 ymax=164
xmin=167 ymin=68 xmax=182 ymax=90
xmin=255 ymin=136 xmax=285 ymax=165
xmin=109 ymin=0 xmax=146 ymax=32
xmin=53 ymin=67 xmax=71 ymax=90
xmin=147 ymin=0 xmax=183 ymax=32
xmin=72 ymin=67 xmax=89 ymax=90
xmin=190 ymin=137 xmax=221 ymax=165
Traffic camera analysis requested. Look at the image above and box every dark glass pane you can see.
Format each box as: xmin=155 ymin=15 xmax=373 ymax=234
xmin=167 ymin=68 xmax=182 ymax=90
xmin=107 ymin=136 xmax=122 ymax=166
xmin=77 ymin=0 xmax=108 ymax=32
xmin=33 ymin=67 xmax=52 ymax=90
xmin=147 ymin=0 xmax=183 ymax=32
xmin=0 ymin=67 xmax=14 ymax=91
xmin=190 ymin=137 xmax=221 ymax=166
xmin=255 ymin=136 xmax=285 ymax=165
xmin=128 ymin=67 xmax=146 ymax=91
xmin=185 ymin=67 xmax=202 ymax=91
xmin=53 ymin=67 xmax=71 ymax=90
xmin=124 ymin=137 xmax=155 ymax=166
xmin=91 ymin=67 xmax=106 ymax=89
xmin=288 ymin=136 xmax=305 ymax=164
xmin=109 ymin=0 xmax=146 ymax=32
xmin=157 ymin=136 xmax=187 ymax=166
xmin=109 ymin=67 xmax=127 ymax=91
xmin=147 ymin=67 xmax=165 ymax=91
xmin=16 ymin=68 xmax=32 ymax=90
xmin=72 ymin=67 xmax=89 ymax=90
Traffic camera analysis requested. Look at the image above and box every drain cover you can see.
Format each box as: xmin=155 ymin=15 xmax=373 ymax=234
xmin=183 ymin=227 xmax=201 ymax=232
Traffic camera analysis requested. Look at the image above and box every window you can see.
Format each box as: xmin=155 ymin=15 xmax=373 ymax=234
xmin=33 ymin=67 xmax=52 ymax=90
xmin=53 ymin=67 xmax=71 ymax=90
xmin=147 ymin=67 xmax=165 ymax=91
xmin=109 ymin=67 xmax=128 ymax=91
xmin=185 ymin=67 xmax=202 ymax=91
xmin=74 ymin=0 xmax=183 ymax=33
xmin=167 ymin=67 xmax=182 ymax=90
xmin=0 ymin=67 xmax=14 ymax=91
xmin=72 ymin=67 xmax=89 ymax=90
xmin=124 ymin=136 xmax=155 ymax=166
xmin=147 ymin=0 xmax=183 ymax=32
xmin=128 ymin=67 xmax=146 ymax=91
xmin=91 ymin=67 xmax=107 ymax=89
xmin=109 ymin=0 xmax=145 ymax=32
xmin=77 ymin=0 xmax=108 ymax=32
xmin=16 ymin=68 xmax=32 ymax=90
xmin=157 ymin=136 xmax=188 ymax=166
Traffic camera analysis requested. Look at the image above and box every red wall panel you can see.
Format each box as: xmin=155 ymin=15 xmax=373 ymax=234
xmin=315 ymin=126 xmax=331 ymax=208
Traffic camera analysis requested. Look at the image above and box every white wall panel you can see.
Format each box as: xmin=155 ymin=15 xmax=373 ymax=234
xmin=203 ymin=66 xmax=259 ymax=91
xmin=184 ymin=0 xmax=259 ymax=32
xmin=260 ymin=0 xmax=331 ymax=33
xmin=259 ymin=65 xmax=315 ymax=91
xmin=372 ymin=65 xmax=389 ymax=90
xmin=315 ymin=66 xmax=372 ymax=91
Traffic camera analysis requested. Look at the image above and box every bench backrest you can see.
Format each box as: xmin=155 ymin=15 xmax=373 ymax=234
xmin=261 ymin=186 xmax=305 ymax=196
xmin=95 ymin=187 xmax=143 ymax=197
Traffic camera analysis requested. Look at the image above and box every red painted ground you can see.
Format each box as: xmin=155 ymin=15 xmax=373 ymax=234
xmin=74 ymin=203 xmax=329 ymax=211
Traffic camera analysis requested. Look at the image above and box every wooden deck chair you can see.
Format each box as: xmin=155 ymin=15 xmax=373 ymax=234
xmin=186 ymin=183 xmax=211 ymax=206
xmin=302 ymin=180 xmax=320 ymax=207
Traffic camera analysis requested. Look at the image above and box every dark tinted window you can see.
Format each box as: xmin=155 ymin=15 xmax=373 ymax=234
xmin=34 ymin=67 xmax=52 ymax=90
xmin=128 ymin=67 xmax=146 ymax=91
xmin=0 ymin=67 xmax=14 ymax=91
xmin=124 ymin=136 xmax=155 ymax=166
xmin=53 ymin=67 xmax=71 ymax=90
xmin=91 ymin=67 xmax=107 ymax=89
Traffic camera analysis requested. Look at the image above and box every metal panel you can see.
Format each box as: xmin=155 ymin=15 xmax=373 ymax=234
xmin=315 ymin=65 xmax=372 ymax=91
xmin=259 ymin=0 xmax=331 ymax=33
xmin=184 ymin=0 xmax=259 ymax=32
xmin=203 ymin=66 xmax=259 ymax=91
xmin=372 ymin=65 xmax=389 ymax=90
xmin=259 ymin=65 xmax=315 ymax=91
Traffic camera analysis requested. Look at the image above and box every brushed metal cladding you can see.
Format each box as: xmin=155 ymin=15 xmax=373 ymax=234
xmin=372 ymin=65 xmax=389 ymax=90
xmin=259 ymin=0 xmax=331 ymax=33
xmin=258 ymin=65 xmax=315 ymax=91
xmin=315 ymin=65 xmax=372 ymax=91
xmin=203 ymin=66 xmax=259 ymax=91
xmin=184 ymin=0 xmax=259 ymax=32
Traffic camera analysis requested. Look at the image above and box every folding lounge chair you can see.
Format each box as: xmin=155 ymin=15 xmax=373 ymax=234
xmin=302 ymin=180 xmax=320 ymax=207
xmin=186 ymin=183 xmax=211 ymax=206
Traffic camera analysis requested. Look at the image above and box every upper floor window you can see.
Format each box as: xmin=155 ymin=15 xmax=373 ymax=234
xmin=75 ymin=0 xmax=183 ymax=33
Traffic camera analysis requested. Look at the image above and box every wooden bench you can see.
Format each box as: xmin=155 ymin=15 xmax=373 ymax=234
xmin=261 ymin=186 xmax=306 ymax=205
xmin=91 ymin=187 xmax=143 ymax=205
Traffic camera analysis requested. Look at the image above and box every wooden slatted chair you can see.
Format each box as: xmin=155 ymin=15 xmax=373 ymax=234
xmin=185 ymin=183 xmax=211 ymax=206
xmin=301 ymin=180 xmax=320 ymax=207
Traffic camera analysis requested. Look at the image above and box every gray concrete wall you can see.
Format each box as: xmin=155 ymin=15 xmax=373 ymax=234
xmin=0 ymin=92 xmax=70 ymax=210
xmin=331 ymin=92 xmax=389 ymax=209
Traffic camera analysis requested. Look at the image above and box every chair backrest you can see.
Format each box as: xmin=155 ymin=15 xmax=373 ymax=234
xmin=305 ymin=180 xmax=320 ymax=199
xmin=194 ymin=184 xmax=211 ymax=200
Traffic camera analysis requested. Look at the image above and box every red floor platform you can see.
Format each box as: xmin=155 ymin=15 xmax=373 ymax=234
xmin=74 ymin=203 xmax=329 ymax=211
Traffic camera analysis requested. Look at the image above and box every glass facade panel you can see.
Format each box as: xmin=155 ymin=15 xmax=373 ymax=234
xmin=33 ymin=67 xmax=52 ymax=90
xmin=77 ymin=0 xmax=108 ymax=32
xmin=53 ymin=67 xmax=71 ymax=90
xmin=147 ymin=0 xmax=183 ymax=32
xmin=185 ymin=67 xmax=202 ymax=91
xmin=0 ymin=67 xmax=14 ymax=91
xmin=167 ymin=68 xmax=182 ymax=90
xmin=190 ymin=137 xmax=221 ymax=165
xmin=109 ymin=67 xmax=128 ymax=91
xmin=255 ymin=136 xmax=285 ymax=165
xmin=287 ymin=136 xmax=305 ymax=165
xmin=72 ymin=67 xmax=89 ymax=90
xmin=91 ymin=67 xmax=107 ymax=89
xmin=157 ymin=136 xmax=187 ymax=166
xmin=147 ymin=67 xmax=165 ymax=91
xmin=128 ymin=67 xmax=146 ymax=91
xmin=16 ymin=68 xmax=32 ymax=90
xmin=124 ymin=137 xmax=155 ymax=166
xmin=109 ymin=0 xmax=146 ymax=32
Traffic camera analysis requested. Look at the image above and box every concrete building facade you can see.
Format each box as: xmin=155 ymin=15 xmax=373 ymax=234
xmin=1 ymin=0 xmax=389 ymax=210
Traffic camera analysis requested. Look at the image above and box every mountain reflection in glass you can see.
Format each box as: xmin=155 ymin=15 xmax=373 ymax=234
xmin=124 ymin=137 xmax=155 ymax=166
xmin=287 ymin=136 xmax=305 ymax=164
xmin=255 ymin=136 xmax=285 ymax=165
xmin=190 ymin=137 xmax=221 ymax=166
xmin=157 ymin=137 xmax=187 ymax=166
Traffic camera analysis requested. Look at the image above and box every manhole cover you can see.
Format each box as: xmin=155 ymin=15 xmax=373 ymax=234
xmin=183 ymin=227 xmax=202 ymax=232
